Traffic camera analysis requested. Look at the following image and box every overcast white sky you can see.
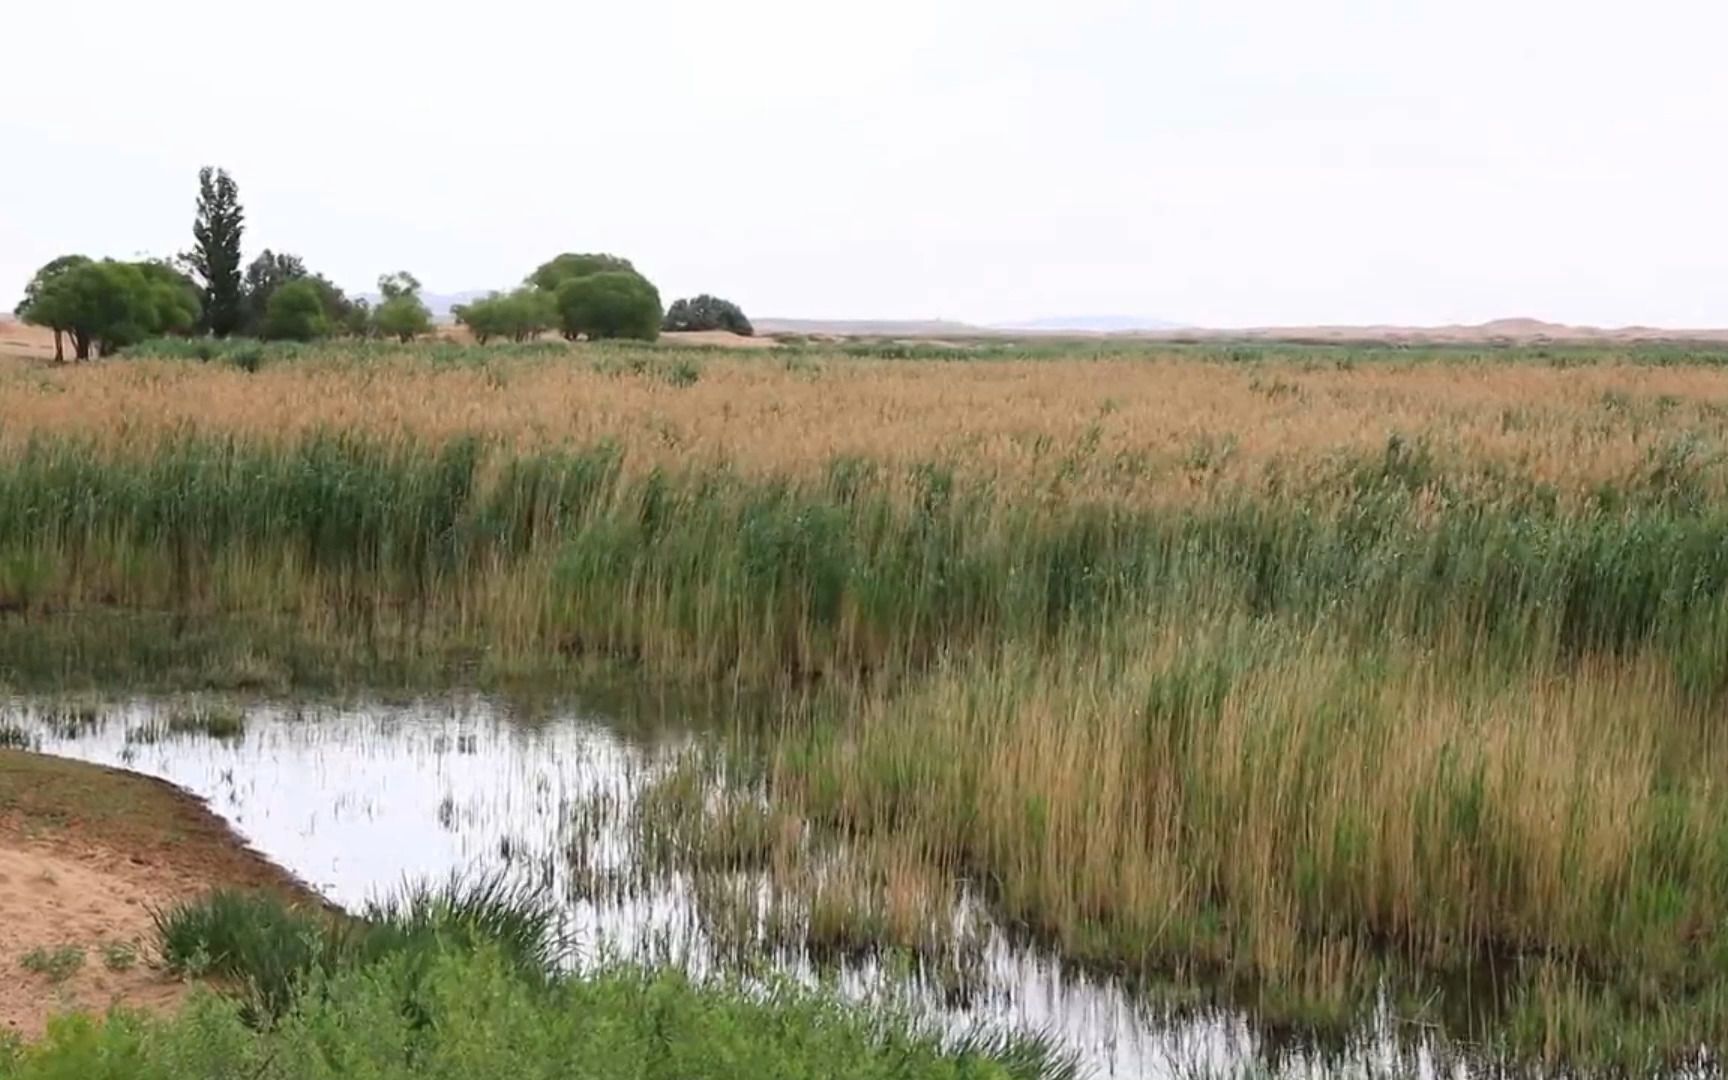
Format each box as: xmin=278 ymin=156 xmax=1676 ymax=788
xmin=3 ymin=0 xmax=1725 ymax=327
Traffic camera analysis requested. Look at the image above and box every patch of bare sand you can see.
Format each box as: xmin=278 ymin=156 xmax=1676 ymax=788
xmin=0 ymin=318 xmax=57 ymax=362
xmin=0 ymin=750 xmax=315 ymax=1039
xmin=660 ymin=330 xmax=779 ymax=349
xmin=0 ymin=844 xmax=188 ymax=1038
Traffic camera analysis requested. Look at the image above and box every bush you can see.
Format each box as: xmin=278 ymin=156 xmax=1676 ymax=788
xmin=554 ymin=271 xmax=661 ymax=342
xmin=259 ymin=279 xmax=330 ymax=342
xmin=663 ymin=295 xmax=753 ymax=336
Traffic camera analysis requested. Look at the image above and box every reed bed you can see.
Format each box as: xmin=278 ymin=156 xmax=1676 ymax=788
xmin=4 ymin=344 xmax=1728 ymax=507
xmin=5 ymin=341 xmax=1728 ymax=1065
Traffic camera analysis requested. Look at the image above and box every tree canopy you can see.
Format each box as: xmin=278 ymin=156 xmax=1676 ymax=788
xmin=528 ymin=253 xmax=636 ymax=293
xmin=183 ymin=166 xmax=246 ymax=337
xmin=454 ymin=289 xmax=556 ymax=344
xmin=244 ymin=250 xmax=308 ymax=332
xmin=133 ymin=260 xmax=203 ymax=337
xmin=261 ymin=278 xmax=332 ymax=342
xmin=372 ymin=272 xmax=433 ymax=342
xmin=14 ymin=255 xmax=94 ymax=361
xmin=242 ymin=250 xmax=362 ymax=338
xmin=17 ymin=258 xmax=199 ymax=360
xmin=554 ymin=271 xmax=662 ymax=342
xmin=663 ymin=295 xmax=753 ymax=336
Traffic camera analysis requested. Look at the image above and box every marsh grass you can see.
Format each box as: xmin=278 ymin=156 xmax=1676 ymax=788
xmin=0 ymin=949 xmax=1075 ymax=1080
xmin=9 ymin=345 xmax=1728 ymax=1065
xmin=165 ymin=703 xmax=247 ymax=741
xmin=152 ymin=875 xmax=567 ymax=1022
xmin=128 ymin=879 xmax=1071 ymax=1080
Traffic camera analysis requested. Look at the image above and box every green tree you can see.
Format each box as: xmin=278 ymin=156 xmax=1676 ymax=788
xmin=372 ymin=272 xmax=432 ymax=343
xmin=528 ymin=253 xmax=636 ymax=292
xmin=663 ymin=295 xmax=753 ymax=336
xmin=455 ymin=288 xmax=555 ymax=344
xmin=243 ymin=250 xmax=309 ymax=333
xmin=453 ymin=294 xmax=505 ymax=344
xmin=339 ymin=296 xmax=373 ymax=337
xmin=134 ymin=260 xmax=203 ymax=337
xmin=378 ymin=271 xmax=422 ymax=301
xmin=261 ymin=278 xmax=332 ymax=341
xmin=15 ymin=255 xmax=94 ymax=362
xmin=24 ymin=260 xmax=183 ymax=360
xmin=555 ymin=271 xmax=662 ymax=342
xmin=306 ymin=275 xmax=367 ymax=336
xmin=182 ymin=166 xmax=246 ymax=337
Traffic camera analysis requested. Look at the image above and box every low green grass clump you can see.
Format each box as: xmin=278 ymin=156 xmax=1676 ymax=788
xmin=98 ymin=942 xmax=137 ymax=973
xmin=107 ymin=879 xmax=1072 ymax=1080
xmin=0 ymin=947 xmax=1067 ymax=1080
xmin=19 ymin=946 xmax=84 ymax=984
xmin=152 ymin=876 xmax=567 ymax=1021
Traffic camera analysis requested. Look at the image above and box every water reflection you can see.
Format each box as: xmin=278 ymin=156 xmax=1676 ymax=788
xmin=10 ymin=697 xmax=1481 ymax=1079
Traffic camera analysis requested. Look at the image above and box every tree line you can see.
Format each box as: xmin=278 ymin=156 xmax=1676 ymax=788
xmin=13 ymin=167 xmax=753 ymax=361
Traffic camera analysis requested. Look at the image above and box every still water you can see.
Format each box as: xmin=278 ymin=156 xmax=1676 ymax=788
xmin=10 ymin=696 xmax=1453 ymax=1079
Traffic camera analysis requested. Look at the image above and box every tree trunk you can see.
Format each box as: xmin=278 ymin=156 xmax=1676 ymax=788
xmin=72 ymin=331 xmax=91 ymax=362
xmin=52 ymin=328 xmax=64 ymax=364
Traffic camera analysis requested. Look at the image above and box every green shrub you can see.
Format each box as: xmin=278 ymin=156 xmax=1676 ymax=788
xmin=99 ymin=942 xmax=139 ymax=973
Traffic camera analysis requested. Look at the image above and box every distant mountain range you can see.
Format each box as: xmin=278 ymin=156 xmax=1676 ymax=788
xmin=751 ymin=318 xmax=981 ymax=337
xmin=753 ymin=315 xmax=1186 ymax=337
xmin=992 ymin=315 xmax=1186 ymax=332
xmin=395 ymin=299 xmax=1186 ymax=335
xmin=349 ymin=298 xmax=1728 ymax=344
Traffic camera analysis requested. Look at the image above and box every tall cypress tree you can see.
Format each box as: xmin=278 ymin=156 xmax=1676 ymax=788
xmin=183 ymin=167 xmax=246 ymax=337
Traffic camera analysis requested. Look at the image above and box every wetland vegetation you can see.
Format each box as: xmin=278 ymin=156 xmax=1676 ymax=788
xmin=5 ymin=338 xmax=1728 ymax=1074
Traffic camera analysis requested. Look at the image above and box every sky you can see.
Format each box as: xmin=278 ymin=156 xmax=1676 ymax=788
xmin=3 ymin=0 xmax=1726 ymax=328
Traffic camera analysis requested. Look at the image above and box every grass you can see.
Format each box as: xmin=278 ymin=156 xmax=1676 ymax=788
xmin=164 ymin=704 xmax=246 ymax=741
xmin=115 ymin=882 xmax=1072 ymax=1080
xmin=6 ymin=341 xmax=1728 ymax=1066
xmin=98 ymin=942 xmax=137 ymax=973
xmin=152 ymin=875 xmax=568 ymax=1022
xmin=0 ymin=950 xmax=1072 ymax=1079
xmin=18 ymin=946 xmax=84 ymax=984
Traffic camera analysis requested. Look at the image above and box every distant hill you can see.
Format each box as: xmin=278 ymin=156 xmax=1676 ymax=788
xmin=758 ymin=315 xmax=1728 ymax=344
xmin=756 ymin=315 xmax=1189 ymax=337
xmin=993 ymin=315 xmax=1185 ymax=333
xmin=753 ymin=318 xmax=983 ymax=337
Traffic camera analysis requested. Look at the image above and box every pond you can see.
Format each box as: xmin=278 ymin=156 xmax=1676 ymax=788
xmin=10 ymin=696 xmax=1470 ymax=1079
